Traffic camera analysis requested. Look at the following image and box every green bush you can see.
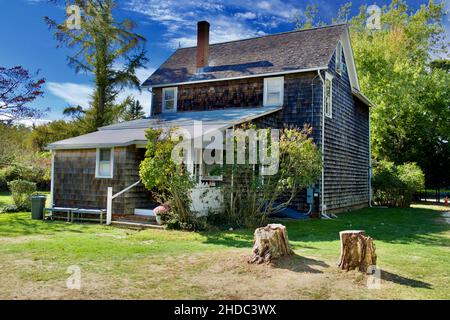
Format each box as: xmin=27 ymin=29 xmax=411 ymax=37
xmin=0 ymin=157 xmax=50 ymax=191
xmin=372 ymin=161 xmax=425 ymax=207
xmin=7 ymin=180 xmax=37 ymax=211
xmin=0 ymin=204 xmax=20 ymax=213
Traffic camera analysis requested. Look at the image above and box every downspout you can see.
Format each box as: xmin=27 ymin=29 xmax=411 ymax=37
xmin=50 ymin=150 xmax=55 ymax=208
xmin=317 ymin=70 xmax=325 ymax=217
xmin=147 ymin=87 xmax=153 ymax=116
xmin=368 ymin=114 xmax=372 ymax=207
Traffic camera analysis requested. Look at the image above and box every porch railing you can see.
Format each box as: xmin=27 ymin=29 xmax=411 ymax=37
xmin=106 ymin=181 xmax=141 ymax=225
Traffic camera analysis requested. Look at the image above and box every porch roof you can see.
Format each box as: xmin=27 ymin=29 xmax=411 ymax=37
xmin=46 ymin=106 xmax=282 ymax=150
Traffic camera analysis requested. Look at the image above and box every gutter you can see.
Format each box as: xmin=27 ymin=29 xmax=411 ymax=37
xmin=143 ymin=67 xmax=328 ymax=89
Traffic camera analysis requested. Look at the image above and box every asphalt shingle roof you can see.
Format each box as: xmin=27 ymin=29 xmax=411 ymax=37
xmin=143 ymin=24 xmax=347 ymax=87
xmin=47 ymin=106 xmax=282 ymax=150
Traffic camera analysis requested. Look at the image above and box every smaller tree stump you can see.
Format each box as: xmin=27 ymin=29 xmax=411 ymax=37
xmin=337 ymin=230 xmax=377 ymax=272
xmin=248 ymin=224 xmax=294 ymax=264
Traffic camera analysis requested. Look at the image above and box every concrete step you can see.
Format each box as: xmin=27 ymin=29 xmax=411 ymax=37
xmin=111 ymin=220 xmax=165 ymax=230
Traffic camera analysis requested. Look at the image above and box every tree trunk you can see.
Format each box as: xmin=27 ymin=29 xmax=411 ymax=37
xmin=337 ymin=230 xmax=377 ymax=272
xmin=248 ymin=224 xmax=294 ymax=264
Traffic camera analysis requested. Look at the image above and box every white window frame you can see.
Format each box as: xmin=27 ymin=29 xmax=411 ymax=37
xmin=95 ymin=147 xmax=114 ymax=179
xmin=162 ymin=87 xmax=178 ymax=113
xmin=336 ymin=41 xmax=344 ymax=75
xmin=263 ymin=77 xmax=284 ymax=107
xmin=324 ymin=73 xmax=333 ymax=119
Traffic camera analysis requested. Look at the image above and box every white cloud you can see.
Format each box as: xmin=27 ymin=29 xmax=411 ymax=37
xmin=47 ymin=67 xmax=156 ymax=116
xmin=47 ymin=82 xmax=93 ymax=108
xmin=235 ymin=12 xmax=257 ymax=20
xmin=125 ymin=0 xmax=299 ymax=49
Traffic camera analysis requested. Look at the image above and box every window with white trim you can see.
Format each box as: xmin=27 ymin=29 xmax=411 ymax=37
xmin=325 ymin=73 xmax=333 ymax=118
xmin=336 ymin=41 xmax=345 ymax=75
xmin=263 ymin=77 xmax=284 ymax=107
xmin=96 ymin=148 xmax=114 ymax=178
xmin=162 ymin=87 xmax=177 ymax=113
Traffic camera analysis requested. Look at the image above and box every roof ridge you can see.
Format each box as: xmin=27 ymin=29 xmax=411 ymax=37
xmin=176 ymin=23 xmax=348 ymax=50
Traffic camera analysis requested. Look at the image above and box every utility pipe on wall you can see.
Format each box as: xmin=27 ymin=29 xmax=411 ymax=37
xmin=317 ymin=70 xmax=325 ymax=216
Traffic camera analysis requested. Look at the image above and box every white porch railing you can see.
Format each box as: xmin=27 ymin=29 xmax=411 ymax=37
xmin=106 ymin=181 xmax=141 ymax=225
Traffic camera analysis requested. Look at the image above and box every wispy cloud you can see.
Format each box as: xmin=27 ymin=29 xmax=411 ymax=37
xmin=47 ymin=82 xmax=93 ymax=107
xmin=46 ymin=67 xmax=156 ymax=115
xmin=125 ymin=0 xmax=301 ymax=48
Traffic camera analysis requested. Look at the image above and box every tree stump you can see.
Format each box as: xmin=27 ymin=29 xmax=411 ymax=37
xmin=248 ymin=224 xmax=294 ymax=264
xmin=337 ymin=230 xmax=377 ymax=272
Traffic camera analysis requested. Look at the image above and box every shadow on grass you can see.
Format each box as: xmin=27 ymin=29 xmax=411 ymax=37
xmin=201 ymin=206 xmax=449 ymax=250
xmin=280 ymin=206 xmax=450 ymax=246
xmin=201 ymin=230 xmax=253 ymax=248
xmin=0 ymin=213 xmax=85 ymax=237
xmin=382 ymin=270 xmax=432 ymax=289
xmin=271 ymin=254 xmax=329 ymax=274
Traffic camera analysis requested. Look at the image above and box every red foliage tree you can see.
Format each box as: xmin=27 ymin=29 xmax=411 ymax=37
xmin=0 ymin=66 xmax=46 ymax=124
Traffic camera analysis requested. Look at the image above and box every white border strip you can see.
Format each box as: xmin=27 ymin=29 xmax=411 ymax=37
xmin=143 ymin=67 xmax=327 ymax=88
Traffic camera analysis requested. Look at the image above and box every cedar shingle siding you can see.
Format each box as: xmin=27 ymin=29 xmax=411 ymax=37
xmin=50 ymin=24 xmax=371 ymax=215
xmin=153 ymin=67 xmax=369 ymax=213
xmin=322 ymin=51 xmax=370 ymax=212
xmin=53 ymin=146 xmax=153 ymax=214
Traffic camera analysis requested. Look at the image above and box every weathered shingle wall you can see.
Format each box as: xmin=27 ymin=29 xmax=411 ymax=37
xmin=323 ymin=52 xmax=370 ymax=212
xmin=152 ymin=78 xmax=264 ymax=114
xmin=53 ymin=146 xmax=153 ymax=215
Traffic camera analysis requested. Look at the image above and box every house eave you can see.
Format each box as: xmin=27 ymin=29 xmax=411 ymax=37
xmin=352 ymin=89 xmax=375 ymax=108
xmin=46 ymin=140 xmax=148 ymax=151
xmin=142 ymin=67 xmax=328 ymax=88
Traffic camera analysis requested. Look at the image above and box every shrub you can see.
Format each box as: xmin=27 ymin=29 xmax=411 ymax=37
xmin=222 ymin=126 xmax=322 ymax=229
xmin=140 ymin=128 xmax=197 ymax=230
xmin=0 ymin=204 xmax=20 ymax=213
xmin=372 ymin=161 xmax=425 ymax=207
xmin=7 ymin=180 xmax=37 ymax=211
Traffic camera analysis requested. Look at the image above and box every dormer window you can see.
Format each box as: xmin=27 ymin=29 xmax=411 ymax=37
xmin=263 ymin=77 xmax=284 ymax=107
xmin=162 ymin=87 xmax=177 ymax=113
xmin=336 ymin=41 xmax=345 ymax=75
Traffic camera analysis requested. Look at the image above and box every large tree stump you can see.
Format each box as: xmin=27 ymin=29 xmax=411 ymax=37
xmin=337 ymin=230 xmax=377 ymax=272
xmin=248 ymin=224 xmax=294 ymax=264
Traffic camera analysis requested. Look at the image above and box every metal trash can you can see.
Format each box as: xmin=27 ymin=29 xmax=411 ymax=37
xmin=31 ymin=195 xmax=47 ymax=220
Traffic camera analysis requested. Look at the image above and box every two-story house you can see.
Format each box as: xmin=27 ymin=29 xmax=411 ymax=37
xmin=47 ymin=21 xmax=373 ymax=223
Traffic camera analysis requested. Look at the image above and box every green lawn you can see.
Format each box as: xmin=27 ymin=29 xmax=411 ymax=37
xmin=0 ymin=195 xmax=449 ymax=300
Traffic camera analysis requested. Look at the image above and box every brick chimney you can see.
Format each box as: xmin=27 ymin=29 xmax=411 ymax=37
xmin=196 ymin=21 xmax=210 ymax=71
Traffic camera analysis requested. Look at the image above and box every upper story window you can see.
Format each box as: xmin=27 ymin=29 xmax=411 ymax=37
xmin=263 ymin=77 xmax=284 ymax=107
xmin=162 ymin=87 xmax=177 ymax=113
xmin=325 ymin=73 xmax=333 ymax=118
xmin=336 ymin=41 xmax=345 ymax=75
xmin=96 ymin=148 xmax=114 ymax=178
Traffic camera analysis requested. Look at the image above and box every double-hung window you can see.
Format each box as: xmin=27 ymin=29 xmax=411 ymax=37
xmin=162 ymin=87 xmax=177 ymax=113
xmin=324 ymin=73 xmax=333 ymax=118
xmin=263 ymin=77 xmax=284 ymax=107
xmin=336 ymin=41 xmax=345 ymax=75
xmin=96 ymin=148 xmax=114 ymax=178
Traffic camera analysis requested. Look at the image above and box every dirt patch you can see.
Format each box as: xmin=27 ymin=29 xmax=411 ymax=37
xmin=0 ymin=249 xmax=419 ymax=300
xmin=0 ymin=235 xmax=48 ymax=244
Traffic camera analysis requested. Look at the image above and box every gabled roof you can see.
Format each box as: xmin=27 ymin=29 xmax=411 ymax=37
xmin=47 ymin=106 xmax=282 ymax=150
xmin=143 ymin=24 xmax=350 ymax=88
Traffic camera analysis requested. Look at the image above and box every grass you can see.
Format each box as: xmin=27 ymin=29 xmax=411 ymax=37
xmin=0 ymin=193 xmax=449 ymax=300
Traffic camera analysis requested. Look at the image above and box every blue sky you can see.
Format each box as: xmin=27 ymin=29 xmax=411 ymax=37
xmin=0 ymin=0 xmax=448 ymax=123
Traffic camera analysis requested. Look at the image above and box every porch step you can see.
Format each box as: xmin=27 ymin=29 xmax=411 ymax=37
xmin=134 ymin=208 xmax=156 ymax=217
xmin=113 ymin=214 xmax=157 ymax=223
xmin=111 ymin=220 xmax=165 ymax=230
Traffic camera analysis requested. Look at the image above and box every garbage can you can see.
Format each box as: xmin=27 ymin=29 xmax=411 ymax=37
xmin=31 ymin=195 xmax=47 ymax=220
